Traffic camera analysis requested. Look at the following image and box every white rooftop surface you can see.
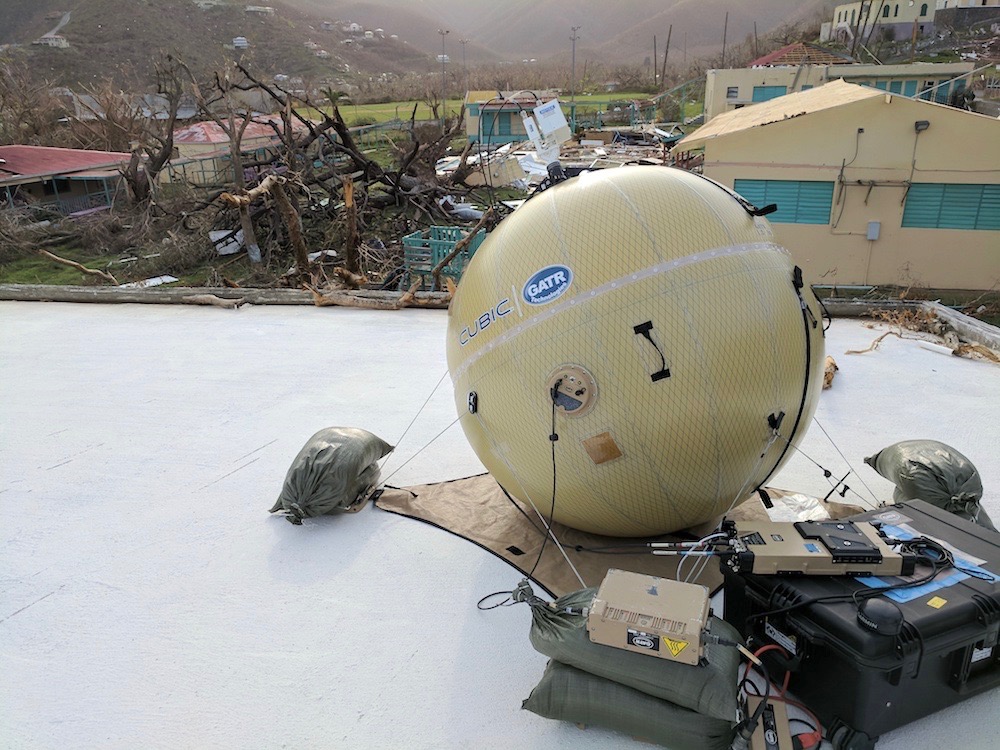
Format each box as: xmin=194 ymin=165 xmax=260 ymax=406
xmin=2 ymin=301 xmax=999 ymax=750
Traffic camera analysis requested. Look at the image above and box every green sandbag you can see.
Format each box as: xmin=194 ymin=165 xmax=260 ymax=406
xmin=269 ymin=427 xmax=393 ymax=524
xmin=528 ymin=587 xmax=741 ymax=721
xmin=523 ymin=660 xmax=735 ymax=750
xmin=865 ymin=440 xmax=994 ymax=531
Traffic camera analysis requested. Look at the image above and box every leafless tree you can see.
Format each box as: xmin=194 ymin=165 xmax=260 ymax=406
xmin=0 ymin=55 xmax=70 ymax=146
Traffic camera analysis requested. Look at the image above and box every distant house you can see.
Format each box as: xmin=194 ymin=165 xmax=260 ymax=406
xmin=823 ymin=1 xmax=936 ymax=43
xmin=465 ymin=90 xmax=561 ymax=145
xmin=677 ymin=80 xmax=1000 ymax=291
xmin=343 ymin=22 xmax=362 ymax=34
xmin=232 ymin=36 xmax=250 ymax=49
xmin=0 ymin=145 xmax=130 ymax=214
xmin=165 ymin=115 xmax=310 ymax=186
xmin=245 ymin=5 xmax=275 ymax=15
xmin=320 ymin=21 xmax=335 ymax=31
xmin=32 ymin=35 xmax=70 ymax=48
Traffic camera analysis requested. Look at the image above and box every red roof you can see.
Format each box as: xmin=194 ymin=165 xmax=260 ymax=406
xmin=749 ymin=42 xmax=855 ymax=68
xmin=0 ymin=145 xmax=130 ymax=181
xmin=173 ymin=114 xmax=309 ymax=144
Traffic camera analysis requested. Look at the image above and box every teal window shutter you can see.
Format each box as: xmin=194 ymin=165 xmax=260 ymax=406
xmin=480 ymin=110 xmax=499 ymax=141
xmin=978 ymin=186 xmax=1000 ymax=230
xmin=903 ymin=80 xmax=918 ymax=97
xmin=889 ymin=81 xmax=902 ymax=94
xmin=468 ymin=104 xmax=480 ymax=116
xmin=734 ymin=179 xmax=834 ymax=225
xmin=903 ymin=184 xmax=1000 ymax=230
xmin=498 ymin=111 xmax=512 ymax=136
xmin=751 ymin=86 xmax=788 ymax=102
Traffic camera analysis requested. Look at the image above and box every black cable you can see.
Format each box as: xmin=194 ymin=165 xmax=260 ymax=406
xmin=736 ymin=659 xmax=772 ymax=744
xmin=526 ymin=384 xmax=560 ymax=580
xmin=790 ymin=717 xmax=818 ymax=733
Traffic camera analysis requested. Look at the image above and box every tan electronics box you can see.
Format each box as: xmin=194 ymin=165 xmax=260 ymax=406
xmin=587 ymin=569 xmax=709 ymax=666
xmin=747 ymin=696 xmax=794 ymax=750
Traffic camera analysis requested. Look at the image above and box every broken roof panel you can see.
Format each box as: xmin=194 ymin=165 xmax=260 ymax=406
xmin=677 ymin=80 xmax=883 ymax=150
xmin=749 ymin=42 xmax=855 ymax=68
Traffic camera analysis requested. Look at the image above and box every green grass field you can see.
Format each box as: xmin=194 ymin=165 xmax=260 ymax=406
xmin=336 ymin=91 xmax=703 ymax=127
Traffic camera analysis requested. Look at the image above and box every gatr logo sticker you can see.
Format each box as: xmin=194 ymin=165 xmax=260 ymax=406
xmin=523 ymin=265 xmax=572 ymax=305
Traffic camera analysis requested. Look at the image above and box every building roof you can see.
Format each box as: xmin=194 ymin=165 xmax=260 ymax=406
xmin=466 ymin=90 xmax=560 ymax=108
xmin=678 ymin=80 xmax=884 ymax=149
xmin=0 ymin=145 xmax=130 ymax=184
xmin=2 ymin=302 xmax=998 ymax=749
xmin=172 ymin=114 xmax=307 ymax=144
xmin=749 ymin=42 xmax=855 ymax=67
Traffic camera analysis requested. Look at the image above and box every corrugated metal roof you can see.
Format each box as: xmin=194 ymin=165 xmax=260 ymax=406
xmin=677 ymin=80 xmax=883 ymax=149
xmin=0 ymin=145 xmax=130 ymax=183
xmin=172 ymin=114 xmax=308 ymax=144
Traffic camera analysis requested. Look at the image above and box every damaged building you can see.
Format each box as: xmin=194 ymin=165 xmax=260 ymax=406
xmin=677 ymin=79 xmax=999 ymax=291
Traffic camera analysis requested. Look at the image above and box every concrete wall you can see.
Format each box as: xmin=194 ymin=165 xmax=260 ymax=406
xmin=935 ymin=5 xmax=1000 ymax=30
xmin=700 ymin=95 xmax=1000 ymax=290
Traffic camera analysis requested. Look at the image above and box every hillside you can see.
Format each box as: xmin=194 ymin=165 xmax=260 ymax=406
xmin=1 ymin=0 xmax=435 ymax=89
xmin=286 ymin=0 xmax=837 ymax=61
xmin=1 ymin=0 xmax=840 ymax=91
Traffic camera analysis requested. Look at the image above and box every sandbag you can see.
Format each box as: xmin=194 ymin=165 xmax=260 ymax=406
xmin=865 ymin=440 xmax=994 ymax=530
xmin=528 ymin=587 xmax=740 ymax=721
xmin=523 ymin=660 xmax=735 ymax=750
xmin=269 ymin=427 xmax=393 ymax=524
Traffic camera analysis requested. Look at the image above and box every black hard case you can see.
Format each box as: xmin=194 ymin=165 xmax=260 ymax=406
xmin=722 ymin=500 xmax=1000 ymax=750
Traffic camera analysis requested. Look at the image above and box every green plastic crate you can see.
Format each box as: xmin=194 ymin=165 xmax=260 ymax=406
xmin=402 ymin=226 xmax=486 ymax=287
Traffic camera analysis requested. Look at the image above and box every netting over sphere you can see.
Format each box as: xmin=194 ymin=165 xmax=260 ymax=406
xmin=447 ymin=167 xmax=825 ymax=536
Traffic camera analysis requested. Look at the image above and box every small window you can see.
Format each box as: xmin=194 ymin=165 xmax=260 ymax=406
xmin=920 ymin=4 xmax=928 ymax=16
xmin=894 ymin=4 xmax=899 ymax=17
xmin=882 ymin=5 xmax=890 ymax=16
xmin=726 ymin=86 xmax=739 ymax=99
xmin=851 ymin=9 xmax=856 ymax=24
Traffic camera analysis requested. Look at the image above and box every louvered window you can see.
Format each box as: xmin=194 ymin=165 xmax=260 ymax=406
xmin=734 ymin=180 xmax=835 ymax=225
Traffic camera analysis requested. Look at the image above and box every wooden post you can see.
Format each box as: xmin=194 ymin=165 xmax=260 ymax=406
xmin=342 ymin=175 xmax=360 ymax=274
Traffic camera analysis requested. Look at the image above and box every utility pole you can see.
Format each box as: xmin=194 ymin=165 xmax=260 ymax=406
xmin=660 ymin=25 xmax=671 ymax=91
xmin=438 ymin=28 xmax=449 ymax=125
xmin=721 ymin=12 xmax=729 ymax=68
xmin=570 ymin=25 xmax=581 ymax=105
xmin=653 ymin=35 xmax=657 ymax=89
xmin=460 ymin=38 xmax=469 ymax=96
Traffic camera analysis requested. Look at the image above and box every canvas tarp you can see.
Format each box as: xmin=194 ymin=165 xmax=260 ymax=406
xmin=374 ymin=474 xmax=864 ymax=597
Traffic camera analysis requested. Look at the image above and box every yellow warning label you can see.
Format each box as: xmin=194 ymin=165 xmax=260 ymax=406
xmin=664 ymin=638 xmax=689 ymax=657
xmin=927 ymin=596 xmax=947 ymax=609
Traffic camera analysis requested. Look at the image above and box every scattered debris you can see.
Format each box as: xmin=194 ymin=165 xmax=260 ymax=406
xmin=823 ymin=356 xmax=838 ymax=389
xmin=37 ymin=249 xmax=118 ymax=285
xmin=181 ymin=293 xmax=246 ymax=309
xmin=119 ymin=275 xmax=179 ymax=289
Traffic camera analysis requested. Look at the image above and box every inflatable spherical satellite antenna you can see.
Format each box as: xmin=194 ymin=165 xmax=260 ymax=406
xmin=447 ymin=167 xmax=825 ymax=537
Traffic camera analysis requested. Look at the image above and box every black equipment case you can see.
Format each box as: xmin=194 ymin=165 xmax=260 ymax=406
xmin=722 ymin=500 xmax=1000 ymax=750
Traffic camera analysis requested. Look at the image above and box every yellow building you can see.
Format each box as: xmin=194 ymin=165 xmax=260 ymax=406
xmin=677 ymin=80 xmax=999 ymax=291
xmin=705 ymin=62 xmax=974 ymax=121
